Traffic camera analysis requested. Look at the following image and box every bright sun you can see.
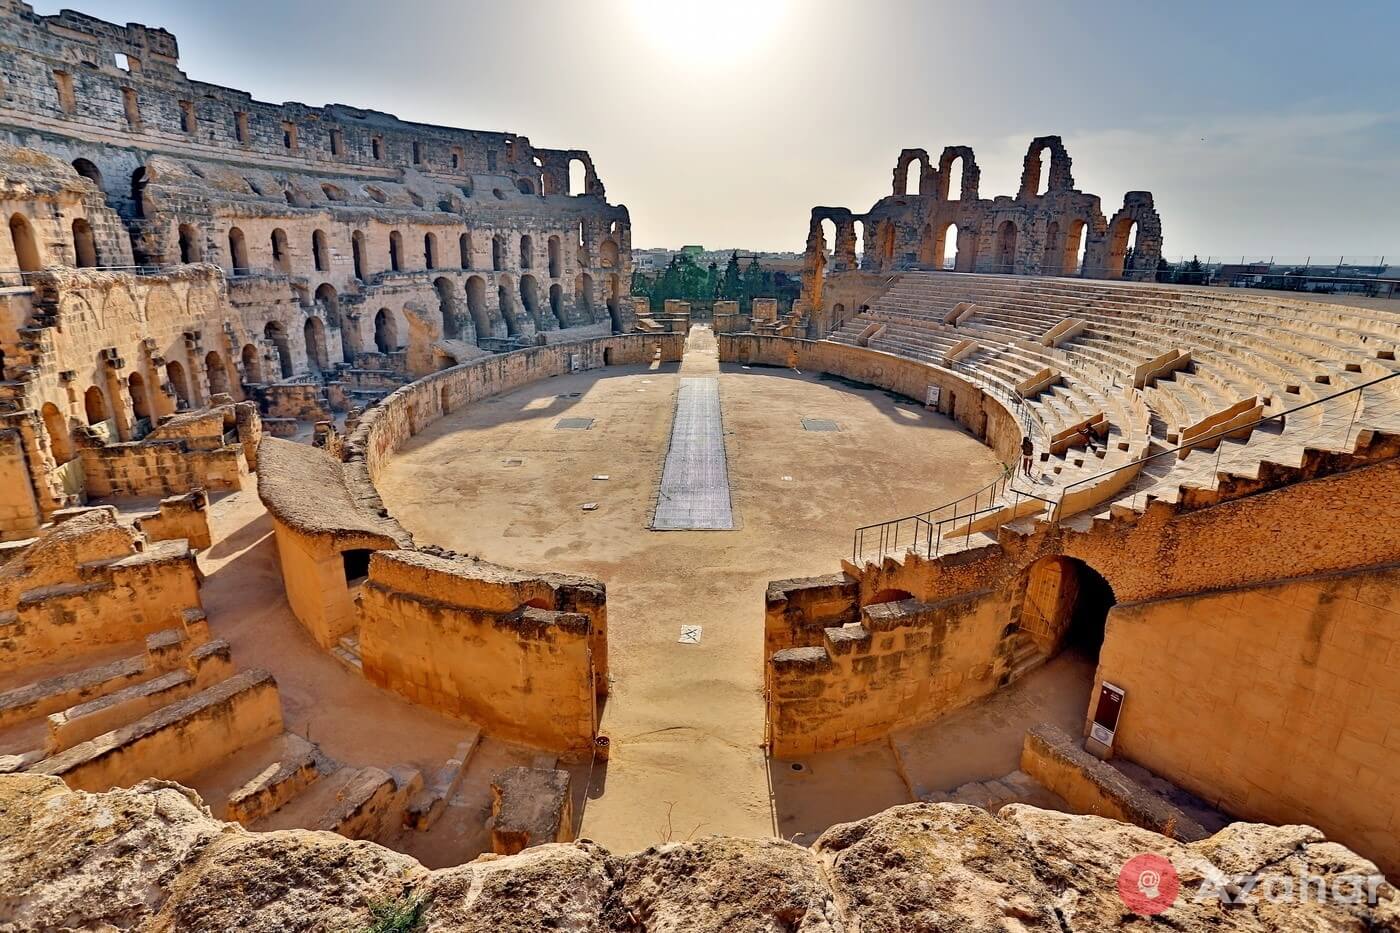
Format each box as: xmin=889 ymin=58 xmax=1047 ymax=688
xmin=629 ymin=0 xmax=791 ymax=64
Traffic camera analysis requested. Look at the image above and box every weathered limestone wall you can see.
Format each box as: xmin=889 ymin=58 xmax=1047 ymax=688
xmin=78 ymin=437 xmax=246 ymax=496
xmin=1095 ymin=565 xmax=1400 ymax=876
xmin=358 ymin=550 xmax=601 ymax=752
xmin=718 ymin=333 xmax=1024 ymax=467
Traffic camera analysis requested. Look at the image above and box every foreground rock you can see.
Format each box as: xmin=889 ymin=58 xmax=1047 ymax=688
xmin=1 ymin=775 xmax=1394 ymax=932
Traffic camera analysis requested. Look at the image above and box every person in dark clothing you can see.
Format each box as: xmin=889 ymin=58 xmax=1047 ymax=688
xmin=1020 ymin=436 xmax=1035 ymax=477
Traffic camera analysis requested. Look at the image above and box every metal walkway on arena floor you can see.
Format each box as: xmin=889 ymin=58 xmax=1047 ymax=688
xmin=651 ymin=376 xmax=735 ymax=530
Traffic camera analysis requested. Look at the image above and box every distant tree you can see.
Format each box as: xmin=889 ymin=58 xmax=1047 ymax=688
xmin=720 ymin=252 xmax=743 ymax=302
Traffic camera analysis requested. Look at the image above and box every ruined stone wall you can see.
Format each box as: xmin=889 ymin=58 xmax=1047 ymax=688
xmin=78 ymin=437 xmax=245 ymax=497
xmin=358 ymin=550 xmax=601 ymax=752
xmin=801 ymin=137 xmax=1164 ymax=324
xmin=1096 ymin=565 xmax=1400 ymax=876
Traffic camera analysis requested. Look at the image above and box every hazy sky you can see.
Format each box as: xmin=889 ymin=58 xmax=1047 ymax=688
xmin=37 ymin=0 xmax=1400 ymax=258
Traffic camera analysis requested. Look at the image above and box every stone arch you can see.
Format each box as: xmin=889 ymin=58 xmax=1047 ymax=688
xmin=127 ymin=371 xmax=152 ymax=422
xmin=1018 ymin=135 xmax=1074 ymax=199
xmin=205 ymin=350 xmax=231 ymax=396
xmin=459 ymin=232 xmax=472 ymax=270
xmin=389 ymin=230 xmax=404 ymax=272
xmin=520 ymin=274 xmax=541 ymax=328
xmin=72 ymin=158 xmax=102 ymax=188
xmin=303 ymin=316 xmax=329 ymax=373
xmin=1013 ymin=555 xmax=1115 ymax=673
xmin=1061 ymin=218 xmax=1088 ymax=276
xmin=166 ymin=359 xmax=191 ymax=407
xmin=497 ymin=276 xmax=521 ymax=336
xmin=577 ymin=272 xmax=595 ymax=322
xmin=568 ymin=158 xmax=588 ymax=196
xmin=607 ymin=274 xmax=622 ymax=333
xmin=41 ymin=402 xmax=73 ymax=464
xmin=374 ymin=308 xmax=399 ymax=352
xmin=71 ymin=218 xmax=98 ymax=268
xmin=271 ymin=228 xmax=291 ymax=273
xmin=600 ymin=238 xmax=619 ymax=269
xmin=85 ymin=385 xmax=110 ymax=428
xmin=435 ymin=276 xmax=459 ymax=339
xmin=936 ymin=146 xmax=980 ymax=201
xmin=130 ymin=167 xmax=148 ymax=219
xmin=312 ymin=229 xmax=330 ymax=272
xmin=228 ymin=226 xmax=250 ymax=274
xmin=994 ymin=219 xmax=1018 ymax=273
xmin=241 ymin=343 xmax=263 ymax=384
xmin=8 ymin=214 xmax=40 ymax=273
xmin=1102 ymin=193 xmax=1162 ymax=281
xmin=549 ymin=283 xmax=564 ymax=326
xmin=519 ymin=234 xmax=533 ymax=270
xmin=424 ymin=232 xmax=438 ymax=270
xmin=465 ymin=275 xmax=490 ymax=342
xmin=547 ymin=235 xmax=562 ymax=277
xmin=178 ymin=224 xmax=202 ymax=263
xmin=492 ymin=234 xmax=506 ymax=272
xmin=316 ymin=283 xmax=353 ymax=364
xmin=893 ymin=148 xmax=931 ymax=197
xmin=264 ymin=321 xmax=293 ymax=377
xmin=352 ymin=230 xmax=368 ymax=280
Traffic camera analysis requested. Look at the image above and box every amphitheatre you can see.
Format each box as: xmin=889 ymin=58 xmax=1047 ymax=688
xmin=0 ymin=3 xmax=1398 ymax=929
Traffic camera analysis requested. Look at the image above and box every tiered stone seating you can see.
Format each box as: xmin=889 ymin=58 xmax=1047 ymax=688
xmin=835 ymin=271 xmax=1400 ymax=540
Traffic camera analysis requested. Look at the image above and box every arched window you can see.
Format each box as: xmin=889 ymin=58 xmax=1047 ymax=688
xmin=1064 ymin=220 xmax=1088 ymax=276
xmin=130 ymin=167 xmax=147 ymax=219
xmin=388 ymin=230 xmax=403 ymax=272
xmin=303 ymin=316 xmax=329 ymax=373
xmin=127 ymin=371 xmax=151 ymax=422
xmin=497 ymin=281 xmax=520 ymax=336
xmin=568 ymin=159 xmax=587 ymax=196
xmin=944 ymin=156 xmax=964 ymax=201
xmin=459 ymin=232 xmax=472 ymax=270
xmin=902 ymin=158 xmax=922 ymax=196
xmin=178 ymin=224 xmax=201 ymax=263
xmin=519 ymin=234 xmax=533 ymax=269
xmin=271 ymin=228 xmax=290 ymax=273
xmin=435 ymin=277 xmax=458 ymax=340
xmin=352 ymin=231 xmax=367 ymax=280
xmin=72 ymin=158 xmax=102 ymax=187
xmin=312 ymin=229 xmax=329 ymax=272
xmin=424 ymin=232 xmax=438 ymax=270
xmin=166 ymin=360 xmax=190 ymax=407
xmin=228 ymin=227 xmax=249 ymax=274
xmin=71 ymin=218 xmax=98 ymax=268
xmin=374 ymin=308 xmax=398 ymax=352
xmin=205 ymin=350 xmax=230 ymax=397
xmin=578 ymin=272 xmax=595 ymax=321
xmin=264 ymin=322 xmax=292 ymax=378
xmin=547 ymin=235 xmax=561 ymax=278
xmin=515 ymin=178 xmax=533 ymax=195
xmin=492 ymin=234 xmax=505 ymax=272
xmin=41 ymin=402 xmax=72 ymax=464
xmin=465 ymin=275 xmax=489 ymax=342
xmin=8 ymin=214 xmax=40 ymax=273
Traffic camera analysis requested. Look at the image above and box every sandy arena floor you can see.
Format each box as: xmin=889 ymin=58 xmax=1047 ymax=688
xmin=374 ymin=327 xmax=1007 ymax=851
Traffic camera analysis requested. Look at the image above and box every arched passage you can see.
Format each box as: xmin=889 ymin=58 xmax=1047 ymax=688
xmin=241 ymin=343 xmax=263 ymax=384
xmin=316 ymin=283 xmax=352 ymax=364
xmin=304 ymin=316 xmax=329 ymax=373
xmin=568 ymin=159 xmax=587 ymax=195
xmin=577 ymin=272 xmax=595 ymax=322
xmin=205 ymin=350 xmax=230 ymax=397
xmin=934 ymin=222 xmax=959 ymax=271
xmin=459 ymin=232 xmax=472 ymax=270
xmin=492 ymin=234 xmax=505 ymax=272
xmin=264 ymin=322 xmax=292 ymax=378
xmin=130 ymin=167 xmax=147 ymax=219
xmin=1015 ymin=555 xmax=1115 ymax=666
xmin=166 ymin=360 xmax=190 ymax=407
xmin=374 ymin=308 xmax=399 ymax=352
xmin=178 ymin=224 xmax=201 ymax=263
xmin=424 ymin=233 xmax=438 ymax=270
xmin=547 ymin=235 xmax=561 ymax=278
xmin=389 ymin=230 xmax=403 ymax=272
xmin=72 ymin=158 xmax=102 ymax=188
xmin=352 ymin=230 xmax=368 ymax=280
xmin=228 ymin=227 xmax=250 ymax=274
xmin=519 ymin=274 xmax=541 ymax=327
xmin=549 ymin=283 xmax=564 ymax=326
xmin=312 ymin=229 xmax=330 ymax=272
xmin=435 ymin=277 xmax=459 ymax=340
xmin=497 ymin=279 xmax=521 ymax=336
xmin=519 ymin=234 xmax=533 ymax=270
xmin=127 ymin=371 xmax=152 ymax=422
xmin=995 ymin=220 xmax=1018 ymax=273
xmin=271 ymin=228 xmax=290 ymax=273
xmin=1107 ymin=218 xmax=1140 ymax=279
xmin=9 ymin=214 xmax=40 ymax=273
xmin=41 ymin=402 xmax=73 ymax=464
xmin=71 ymin=218 xmax=98 ymax=268
xmin=465 ymin=275 xmax=490 ymax=342
xmin=607 ymin=274 xmax=623 ymax=333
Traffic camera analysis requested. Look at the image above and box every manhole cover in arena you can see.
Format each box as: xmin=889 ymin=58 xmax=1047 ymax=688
xmin=555 ymin=417 xmax=595 ymax=430
xmin=801 ymin=418 xmax=840 ymax=432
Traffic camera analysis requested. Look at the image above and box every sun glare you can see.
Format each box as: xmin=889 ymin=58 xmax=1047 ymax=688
xmin=629 ymin=0 xmax=791 ymax=64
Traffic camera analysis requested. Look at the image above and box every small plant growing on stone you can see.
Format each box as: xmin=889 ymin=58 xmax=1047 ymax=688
xmin=363 ymin=892 xmax=429 ymax=933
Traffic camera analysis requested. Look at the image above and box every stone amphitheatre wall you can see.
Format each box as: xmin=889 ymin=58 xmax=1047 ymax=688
xmin=726 ymin=332 xmax=1400 ymax=873
xmin=259 ymin=334 xmax=683 ymax=751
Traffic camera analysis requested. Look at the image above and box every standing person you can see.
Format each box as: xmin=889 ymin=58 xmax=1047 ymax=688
xmin=1021 ymin=435 xmax=1035 ymax=477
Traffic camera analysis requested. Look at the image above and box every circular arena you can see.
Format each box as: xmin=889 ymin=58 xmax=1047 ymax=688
xmin=2 ymin=5 xmax=1399 ymax=930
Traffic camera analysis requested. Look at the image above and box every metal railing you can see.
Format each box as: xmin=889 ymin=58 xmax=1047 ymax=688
xmin=851 ymin=369 xmax=1399 ymax=565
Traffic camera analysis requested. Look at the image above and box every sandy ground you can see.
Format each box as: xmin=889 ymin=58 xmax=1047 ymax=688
xmin=375 ymin=326 xmax=1006 ymax=851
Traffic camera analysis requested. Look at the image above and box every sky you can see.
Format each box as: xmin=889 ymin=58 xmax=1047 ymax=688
xmin=35 ymin=0 xmax=1400 ymax=258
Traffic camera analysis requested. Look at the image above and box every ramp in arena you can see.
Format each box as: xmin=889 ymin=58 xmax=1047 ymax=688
xmin=651 ymin=376 xmax=735 ymax=530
